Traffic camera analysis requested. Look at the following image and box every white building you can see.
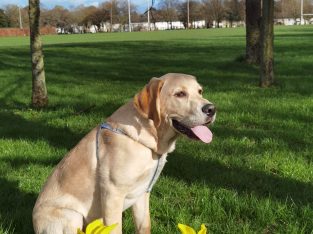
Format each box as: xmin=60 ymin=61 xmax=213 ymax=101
xmin=275 ymin=18 xmax=313 ymax=25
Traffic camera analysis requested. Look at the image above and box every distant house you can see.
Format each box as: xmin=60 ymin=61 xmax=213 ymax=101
xmin=130 ymin=20 xmax=208 ymax=31
xmin=88 ymin=25 xmax=98 ymax=33
xmin=154 ymin=21 xmax=185 ymax=30
xmin=71 ymin=25 xmax=84 ymax=34
xmin=275 ymin=18 xmax=313 ymax=25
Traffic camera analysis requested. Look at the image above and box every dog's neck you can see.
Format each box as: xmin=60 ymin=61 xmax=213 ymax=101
xmin=155 ymin=117 xmax=178 ymax=154
xmin=107 ymin=101 xmax=178 ymax=155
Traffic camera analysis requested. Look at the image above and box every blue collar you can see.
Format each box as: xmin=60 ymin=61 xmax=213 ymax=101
xmin=96 ymin=123 xmax=125 ymax=163
xmin=100 ymin=122 xmax=126 ymax=135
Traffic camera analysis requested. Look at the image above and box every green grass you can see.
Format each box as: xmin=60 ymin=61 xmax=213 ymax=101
xmin=0 ymin=25 xmax=313 ymax=233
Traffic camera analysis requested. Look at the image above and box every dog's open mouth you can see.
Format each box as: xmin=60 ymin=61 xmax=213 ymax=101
xmin=172 ymin=119 xmax=213 ymax=144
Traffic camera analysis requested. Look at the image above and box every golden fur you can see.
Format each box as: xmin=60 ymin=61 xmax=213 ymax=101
xmin=33 ymin=73 xmax=215 ymax=234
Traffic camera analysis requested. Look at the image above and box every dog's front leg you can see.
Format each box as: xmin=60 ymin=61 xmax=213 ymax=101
xmin=101 ymin=188 xmax=125 ymax=234
xmin=132 ymin=192 xmax=151 ymax=234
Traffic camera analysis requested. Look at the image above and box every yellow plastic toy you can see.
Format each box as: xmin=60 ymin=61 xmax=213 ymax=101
xmin=178 ymin=223 xmax=207 ymax=234
xmin=78 ymin=220 xmax=206 ymax=234
xmin=77 ymin=219 xmax=117 ymax=234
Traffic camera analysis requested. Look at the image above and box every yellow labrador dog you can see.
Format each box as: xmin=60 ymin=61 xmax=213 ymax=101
xmin=33 ymin=73 xmax=216 ymax=234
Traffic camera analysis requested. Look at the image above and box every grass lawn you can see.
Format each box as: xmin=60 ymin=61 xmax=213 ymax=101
xmin=0 ymin=25 xmax=313 ymax=233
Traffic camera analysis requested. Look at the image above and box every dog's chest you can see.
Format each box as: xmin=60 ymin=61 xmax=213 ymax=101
xmin=123 ymin=154 xmax=167 ymax=210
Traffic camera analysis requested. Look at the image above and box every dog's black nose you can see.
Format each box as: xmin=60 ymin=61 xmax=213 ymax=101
xmin=202 ymin=104 xmax=216 ymax=117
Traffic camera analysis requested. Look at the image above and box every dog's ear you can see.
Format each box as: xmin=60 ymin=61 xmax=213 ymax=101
xmin=134 ymin=77 xmax=164 ymax=128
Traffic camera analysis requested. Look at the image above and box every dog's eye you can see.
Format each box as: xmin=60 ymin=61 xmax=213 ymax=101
xmin=174 ymin=91 xmax=187 ymax=98
xmin=198 ymin=89 xmax=203 ymax=95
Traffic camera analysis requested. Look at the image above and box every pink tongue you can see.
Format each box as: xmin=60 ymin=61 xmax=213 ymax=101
xmin=191 ymin=126 xmax=213 ymax=143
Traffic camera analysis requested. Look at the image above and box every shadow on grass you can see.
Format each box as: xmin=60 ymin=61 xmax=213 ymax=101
xmin=0 ymin=111 xmax=82 ymax=150
xmin=0 ymin=178 xmax=36 ymax=234
xmin=275 ymin=32 xmax=313 ymax=38
xmin=0 ymin=41 xmax=254 ymax=82
xmin=1 ymin=40 xmax=312 ymax=102
xmin=0 ymin=156 xmax=60 ymax=169
xmin=164 ymin=152 xmax=313 ymax=207
xmin=1 ymin=39 xmax=312 ymax=115
xmin=1 ymin=151 xmax=312 ymax=234
xmin=43 ymin=41 xmax=258 ymax=88
xmin=214 ymin=124 xmax=309 ymax=155
xmin=0 ymin=76 xmax=26 ymax=105
xmin=0 ymin=98 xmax=124 ymax=148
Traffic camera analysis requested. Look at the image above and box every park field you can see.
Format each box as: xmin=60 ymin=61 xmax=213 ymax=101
xmin=0 ymin=26 xmax=313 ymax=233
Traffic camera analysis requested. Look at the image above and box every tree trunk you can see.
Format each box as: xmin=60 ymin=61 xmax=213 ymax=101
xmin=260 ymin=0 xmax=274 ymax=87
xmin=29 ymin=0 xmax=48 ymax=108
xmin=245 ymin=0 xmax=261 ymax=64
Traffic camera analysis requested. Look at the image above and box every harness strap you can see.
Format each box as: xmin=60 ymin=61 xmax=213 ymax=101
xmin=96 ymin=123 xmax=126 ymax=161
xmin=95 ymin=123 xmax=162 ymax=193
xmin=146 ymin=156 xmax=161 ymax=193
xmin=100 ymin=123 xmax=126 ymax=135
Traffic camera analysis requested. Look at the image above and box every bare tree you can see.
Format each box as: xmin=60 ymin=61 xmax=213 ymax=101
xmin=100 ymin=0 xmax=119 ymax=31
xmin=41 ymin=5 xmax=74 ymax=31
xmin=159 ymin=0 xmax=179 ymax=29
xmin=116 ymin=0 xmax=138 ymax=31
xmin=70 ymin=5 xmax=97 ymax=28
xmin=0 ymin=9 xmax=9 ymax=27
xmin=202 ymin=0 xmax=214 ymax=27
xmin=20 ymin=6 xmax=30 ymax=28
xmin=178 ymin=0 xmax=202 ymax=28
xmin=224 ymin=0 xmax=245 ymax=27
xmin=3 ymin=5 xmax=30 ymax=28
xmin=260 ymin=0 xmax=274 ymax=87
xmin=82 ymin=8 xmax=110 ymax=31
xmin=4 ymin=4 xmax=19 ymax=27
xmin=207 ymin=0 xmax=225 ymax=28
xmin=29 ymin=0 xmax=48 ymax=107
xmin=303 ymin=0 xmax=313 ymax=21
xmin=283 ymin=0 xmax=300 ymax=22
xmin=245 ymin=0 xmax=261 ymax=64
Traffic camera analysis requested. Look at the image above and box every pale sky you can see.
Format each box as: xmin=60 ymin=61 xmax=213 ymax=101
xmin=0 ymin=0 xmax=152 ymax=12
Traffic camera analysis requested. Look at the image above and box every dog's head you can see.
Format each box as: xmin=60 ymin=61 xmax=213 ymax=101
xmin=134 ymin=73 xmax=216 ymax=143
